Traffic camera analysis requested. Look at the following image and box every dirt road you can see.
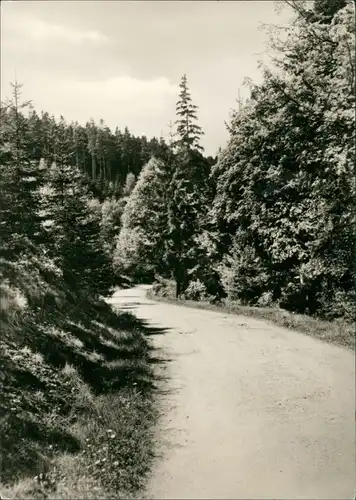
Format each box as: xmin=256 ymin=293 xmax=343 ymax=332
xmin=109 ymin=286 xmax=355 ymax=500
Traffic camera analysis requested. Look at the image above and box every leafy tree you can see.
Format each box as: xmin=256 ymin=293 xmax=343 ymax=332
xmin=100 ymin=197 xmax=127 ymax=259
xmin=211 ymin=3 xmax=355 ymax=318
xmin=122 ymin=172 xmax=136 ymax=196
xmin=283 ymin=0 xmax=349 ymax=25
xmin=114 ymin=157 xmax=171 ymax=281
xmin=313 ymin=0 xmax=348 ymax=22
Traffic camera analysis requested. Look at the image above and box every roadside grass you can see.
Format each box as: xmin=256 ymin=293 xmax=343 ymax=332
xmin=0 ymin=291 xmax=163 ymax=500
xmin=147 ymin=287 xmax=355 ymax=351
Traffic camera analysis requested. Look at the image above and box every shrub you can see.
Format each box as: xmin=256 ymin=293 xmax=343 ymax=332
xmin=184 ymin=279 xmax=208 ymax=301
xmin=151 ymin=277 xmax=176 ymax=299
xmin=256 ymin=291 xmax=274 ymax=307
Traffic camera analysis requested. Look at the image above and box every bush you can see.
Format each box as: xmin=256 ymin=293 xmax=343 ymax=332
xmin=151 ymin=277 xmax=176 ymax=299
xmin=256 ymin=291 xmax=274 ymax=307
xmin=184 ymin=279 xmax=208 ymax=301
xmin=331 ymin=290 xmax=356 ymax=322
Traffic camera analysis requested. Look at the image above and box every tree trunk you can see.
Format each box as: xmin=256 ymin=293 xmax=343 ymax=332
xmin=175 ymin=279 xmax=181 ymax=299
xmin=173 ymin=263 xmax=180 ymax=299
xmin=91 ymin=154 xmax=96 ymax=181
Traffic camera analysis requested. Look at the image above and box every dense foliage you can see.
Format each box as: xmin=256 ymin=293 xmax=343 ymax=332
xmin=209 ymin=1 xmax=355 ymax=319
xmin=114 ymin=75 xmax=217 ymax=297
xmin=5 ymin=105 xmax=170 ymax=202
xmin=0 ymin=0 xmax=354 ymax=495
xmin=174 ymin=74 xmax=205 ymax=152
xmin=0 ymin=82 xmax=159 ymax=496
xmin=116 ymin=1 xmax=355 ymax=319
xmin=114 ymin=157 xmax=172 ymax=280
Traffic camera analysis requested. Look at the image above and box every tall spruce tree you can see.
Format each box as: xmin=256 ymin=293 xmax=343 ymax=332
xmin=41 ymin=126 xmax=113 ymax=297
xmin=0 ymin=82 xmax=60 ymax=314
xmin=165 ymin=149 xmax=210 ymax=297
xmin=164 ymin=75 xmax=212 ymax=297
xmin=0 ymin=81 xmax=44 ymax=262
xmin=174 ymin=74 xmax=204 ymax=152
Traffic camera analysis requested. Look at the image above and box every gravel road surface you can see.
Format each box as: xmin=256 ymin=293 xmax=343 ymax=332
xmin=109 ymin=285 xmax=355 ymax=500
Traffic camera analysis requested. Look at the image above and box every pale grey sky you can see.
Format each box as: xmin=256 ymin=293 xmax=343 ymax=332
xmin=1 ymin=1 xmax=294 ymax=155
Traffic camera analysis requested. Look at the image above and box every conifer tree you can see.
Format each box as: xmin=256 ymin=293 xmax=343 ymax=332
xmin=0 ymin=81 xmax=44 ymax=261
xmin=0 ymin=82 xmax=57 ymax=315
xmin=87 ymin=119 xmax=98 ymax=181
xmin=41 ymin=127 xmax=112 ymax=297
xmin=174 ymin=74 xmax=204 ymax=152
xmin=162 ymin=76 xmax=212 ymax=297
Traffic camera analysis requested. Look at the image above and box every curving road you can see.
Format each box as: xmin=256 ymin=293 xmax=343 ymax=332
xmin=109 ymin=285 xmax=355 ymax=500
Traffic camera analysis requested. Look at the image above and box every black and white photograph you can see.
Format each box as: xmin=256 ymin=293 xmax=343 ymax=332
xmin=0 ymin=0 xmax=355 ymax=498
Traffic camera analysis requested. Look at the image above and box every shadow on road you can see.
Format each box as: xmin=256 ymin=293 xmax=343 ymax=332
xmin=106 ymin=286 xmax=173 ymax=388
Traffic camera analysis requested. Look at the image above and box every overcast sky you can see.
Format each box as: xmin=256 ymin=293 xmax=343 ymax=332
xmin=1 ymin=1 xmax=294 ymax=156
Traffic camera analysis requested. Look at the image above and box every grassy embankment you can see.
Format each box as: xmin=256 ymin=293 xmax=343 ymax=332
xmin=0 ymin=275 xmax=166 ymax=500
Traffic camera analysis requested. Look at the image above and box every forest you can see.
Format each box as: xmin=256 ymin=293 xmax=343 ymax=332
xmin=0 ymin=0 xmax=354 ymax=498
xmin=116 ymin=0 xmax=355 ymax=321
